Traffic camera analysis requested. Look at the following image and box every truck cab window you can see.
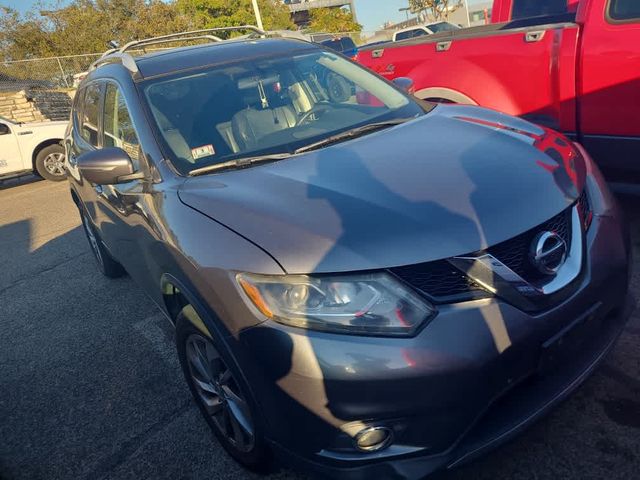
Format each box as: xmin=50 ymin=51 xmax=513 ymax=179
xmin=512 ymin=0 xmax=567 ymax=20
xmin=609 ymin=0 xmax=640 ymax=21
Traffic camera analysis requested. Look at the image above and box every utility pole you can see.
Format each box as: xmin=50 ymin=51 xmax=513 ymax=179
xmin=251 ymin=0 xmax=264 ymax=31
xmin=463 ymin=0 xmax=471 ymax=27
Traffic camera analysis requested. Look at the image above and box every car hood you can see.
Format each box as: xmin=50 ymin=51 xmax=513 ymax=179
xmin=179 ymin=105 xmax=585 ymax=274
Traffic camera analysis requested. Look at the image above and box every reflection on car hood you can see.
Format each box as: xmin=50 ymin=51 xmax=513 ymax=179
xmin=179 ymin=105 xmax=585 ymax=274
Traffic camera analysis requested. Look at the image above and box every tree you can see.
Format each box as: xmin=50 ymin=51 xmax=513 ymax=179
xmin=307 ymin=7 xmax=361 ymax=33
xmin=0 ymin=0 xmax=294 ymax=60
xmin=408 ymin=0 xmax=463 ymax=22
xmin=0 ymin=0 xmax=192 ymax=60
xmin=176 ymin=0 xmax=295 ymax=32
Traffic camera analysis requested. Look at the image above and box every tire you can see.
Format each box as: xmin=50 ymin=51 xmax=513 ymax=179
xmin=35 ymin=144 xmax=67 ymax=181
xmin=80 ymin=209 xmax=126 ymax=278
xmin=176 ymin=310 xmax=272 ymax=471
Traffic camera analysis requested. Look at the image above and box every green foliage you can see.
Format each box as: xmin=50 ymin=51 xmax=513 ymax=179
xmin=307 ymin=7 xmax=361 ymax=33
xmin=176 ymin=0 xmax=295 ymax=32
xmin=0 ymin=0 xmax=294 ymax=60
xmin=408 ymin=0 xmax=462 ymax=22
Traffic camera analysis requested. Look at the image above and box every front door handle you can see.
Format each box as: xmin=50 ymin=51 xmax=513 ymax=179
xmin=525 ymin=31 xmax=546 ymax=43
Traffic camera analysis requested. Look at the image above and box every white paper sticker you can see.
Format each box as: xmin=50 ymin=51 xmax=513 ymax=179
xmin=191 ymin=144 xmax=215 ymax=160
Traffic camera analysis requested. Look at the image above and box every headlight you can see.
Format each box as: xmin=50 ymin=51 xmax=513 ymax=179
xmin=236 ymin=272 xmax=435 ymax=337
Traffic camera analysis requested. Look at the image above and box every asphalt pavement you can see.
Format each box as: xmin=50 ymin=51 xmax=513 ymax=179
xmin=1 ymin=177 xmax=639 ymax=480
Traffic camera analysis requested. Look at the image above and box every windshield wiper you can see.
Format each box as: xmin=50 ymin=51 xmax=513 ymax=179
xmin=188 ymin=153 xmax=292 ymax=177
xmin=294 ymin=118 xmax=413 ymax=154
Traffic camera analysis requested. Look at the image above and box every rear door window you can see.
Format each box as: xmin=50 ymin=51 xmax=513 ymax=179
xmin=80 ymin=83 xmax=101 ymax=147
xmin=608 ymin=0 xmax=640 ymax=21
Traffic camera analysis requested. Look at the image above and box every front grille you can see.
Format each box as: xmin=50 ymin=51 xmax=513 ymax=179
xmin=487 ymin=208 xmax=572 ymax=283
xmin=391 ymin=198 xmax=581 ymax=302
xmin=391 ymin=260 xmax=486 ymax=302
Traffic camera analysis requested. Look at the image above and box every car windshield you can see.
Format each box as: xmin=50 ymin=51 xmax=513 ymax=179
xmin=142 ymin=49 xmax=428 ymax=174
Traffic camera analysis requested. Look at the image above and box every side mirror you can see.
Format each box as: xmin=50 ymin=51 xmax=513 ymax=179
xmin=77 ymin=147 xmax=142 ymax=185
xmin=0 ymin=123 xmax=10 ymax=135
xmin=393 ymin=77 xmax=415 ymax=95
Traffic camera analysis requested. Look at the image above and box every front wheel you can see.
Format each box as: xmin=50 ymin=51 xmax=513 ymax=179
xmin=35 ymin=144 xmax=67 ymax=181
xmin=176 ymin=311 xmax=271 ymax=471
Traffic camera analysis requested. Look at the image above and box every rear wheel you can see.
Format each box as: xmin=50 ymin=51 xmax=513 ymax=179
xmin=35 ymin=144 xmax=67 ymax=181
xmin=80 ymin=210 xmax=125 ymax=278
xmin=176 ymin=311 xmax=271 ymax=471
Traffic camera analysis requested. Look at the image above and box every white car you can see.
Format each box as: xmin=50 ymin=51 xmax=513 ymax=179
xmin=0 ymin=116 xmax=68 ymax=181
xmin=392 ymin=21 xmax=461 ymax=42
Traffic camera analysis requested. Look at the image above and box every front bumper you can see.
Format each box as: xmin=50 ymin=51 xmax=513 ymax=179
xmin=232 ymin=158 xmax=634 ymax=479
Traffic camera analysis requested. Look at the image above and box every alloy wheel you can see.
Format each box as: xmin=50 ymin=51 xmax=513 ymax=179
xmin=43 ymin=152 xmax=66 ymax=176
xmin=186 ymin=333 xmax=255 ymax=452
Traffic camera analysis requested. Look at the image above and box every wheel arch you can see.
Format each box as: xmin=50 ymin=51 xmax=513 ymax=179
xmin=414 ymin=87 xmax=478 ymax=105
xmin=160 ymin=273 xmax=224 ymax=340
xmin=32 ymin=139 xmax=64 ymax=171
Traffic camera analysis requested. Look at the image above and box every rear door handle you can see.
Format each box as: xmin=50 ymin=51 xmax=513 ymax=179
xmin=525 ymin=31 xmax=545 ymax=43
xmin=436 ymin=41 xmax=452 ymax=52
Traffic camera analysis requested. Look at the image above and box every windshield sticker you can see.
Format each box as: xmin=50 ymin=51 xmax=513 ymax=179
xmin=191 ymin=144 xmax=215 ymax=160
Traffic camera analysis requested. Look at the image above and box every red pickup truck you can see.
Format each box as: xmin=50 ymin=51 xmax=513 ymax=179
xmin=359 ymin=0 xmax=640 ymax=180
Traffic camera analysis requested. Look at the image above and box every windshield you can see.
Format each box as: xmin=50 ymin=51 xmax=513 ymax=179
xmin=142 ymin=49 xmax=427 ymax=174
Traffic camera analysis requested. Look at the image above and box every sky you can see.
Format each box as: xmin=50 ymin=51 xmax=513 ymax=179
xmin=354 ymin=0 xmax=489 ymax=31
xmin=2 ymin=0 xmax=489 ymax=32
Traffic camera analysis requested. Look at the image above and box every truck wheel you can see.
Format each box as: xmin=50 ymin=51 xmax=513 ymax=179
xmin=80 ymin=209 xmax=126 ymax=278
xmin=35 ymin=144 xmax=67 ymax=181
xmin=176 ymin=311 xmax=272 ymax=472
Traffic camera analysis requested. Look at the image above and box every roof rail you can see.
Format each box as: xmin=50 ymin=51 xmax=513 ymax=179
xmin=89 ymin=52 xmax=140 ymax=78
xmin=118 ymin=26 xmax=266 ymax=54
xmin=89 ymin=26 xmax=267 ymax=78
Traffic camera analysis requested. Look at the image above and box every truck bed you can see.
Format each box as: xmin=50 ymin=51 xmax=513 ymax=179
xmin=359 ymin=14 xmax=579 ymax=133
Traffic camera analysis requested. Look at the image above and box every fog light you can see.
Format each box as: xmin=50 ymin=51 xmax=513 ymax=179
xmin=354 ymin=427 xmax=393 ymax=452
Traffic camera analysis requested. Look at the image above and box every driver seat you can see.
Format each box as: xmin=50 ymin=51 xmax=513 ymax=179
xmin=231 ymin=87 xmax=297 ymax=151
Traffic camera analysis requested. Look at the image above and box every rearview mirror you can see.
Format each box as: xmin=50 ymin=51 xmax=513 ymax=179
xmin=0 ymin=123 xmax=10 ymax=135
xmin=77 ymin=147 xmax=142 ymax=185
xmin=393 ymin=77 xmax=415 ymax=95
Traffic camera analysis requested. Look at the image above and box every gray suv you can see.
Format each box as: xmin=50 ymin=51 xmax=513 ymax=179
xmin=66 ymin=28 xmax=633 ymax=479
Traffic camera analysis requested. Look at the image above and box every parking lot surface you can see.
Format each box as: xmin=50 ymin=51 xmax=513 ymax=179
xmin=1 ymin=177 xmax=639 ymax=480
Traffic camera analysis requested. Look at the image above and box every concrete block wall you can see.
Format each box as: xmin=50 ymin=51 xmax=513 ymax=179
xmin=0 ymin=89 xmax=72 ymax=123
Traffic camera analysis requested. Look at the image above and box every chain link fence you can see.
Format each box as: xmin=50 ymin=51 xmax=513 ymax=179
xmin=0 ymin=53 xmax=102 ymax=92
xmin=0 ymin=30 xmax=392 ymax=93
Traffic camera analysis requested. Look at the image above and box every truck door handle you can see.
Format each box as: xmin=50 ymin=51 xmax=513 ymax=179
xmin=436 ymin=41 xmax=452 ymax=52
xmin=372 ymin=49 xmax=384 ymax=58
xmin=525 ymin=31 xmax=545 ymax=43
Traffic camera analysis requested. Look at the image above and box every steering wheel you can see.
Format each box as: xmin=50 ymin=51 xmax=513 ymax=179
xmin=296 ymin=104 xmax=332 ymax=126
